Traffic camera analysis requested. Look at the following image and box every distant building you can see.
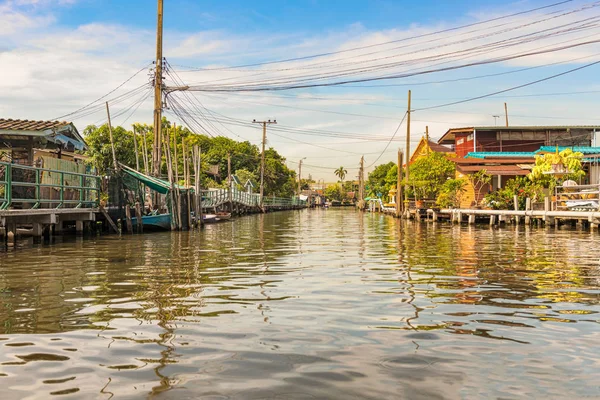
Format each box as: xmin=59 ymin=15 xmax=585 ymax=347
xmin=437 ymin=126 xmax=600 ymax=158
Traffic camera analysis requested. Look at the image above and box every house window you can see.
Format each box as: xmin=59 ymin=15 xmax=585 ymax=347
xmin=467 ymin=134 xmax=474 ymax=141
xmin=457 ymin=138 xmax=464 ymax=145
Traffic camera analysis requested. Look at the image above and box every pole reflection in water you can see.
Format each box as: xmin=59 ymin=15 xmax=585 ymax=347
xmin=0 ymin=208 xmax=599 ymax=399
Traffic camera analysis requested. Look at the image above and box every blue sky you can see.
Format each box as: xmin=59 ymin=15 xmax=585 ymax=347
xmin=1 ymin=0 xmax=599 ymax=179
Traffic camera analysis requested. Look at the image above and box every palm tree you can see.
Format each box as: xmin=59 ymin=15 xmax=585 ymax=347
xmin=334 ymin=166 xmax=348 ymax=200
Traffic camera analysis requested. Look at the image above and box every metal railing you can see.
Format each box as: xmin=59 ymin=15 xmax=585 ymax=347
xmin=0 ymin=161 xmax=101 ymax=210
xmin=200 ymin=187 xmax=306 ymax=209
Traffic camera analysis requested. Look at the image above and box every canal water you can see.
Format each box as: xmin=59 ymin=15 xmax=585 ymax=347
xmin=0 ymin=209 xmax=599 ymax=399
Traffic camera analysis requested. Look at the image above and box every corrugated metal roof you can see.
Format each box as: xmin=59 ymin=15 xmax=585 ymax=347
xmin=0 ymin=119 xmax=71 ymax=132
xmin=437 ymin=125 xmax=600 ymax=144
xmin=427 ymin=140 xmax=454 ymax=153
xmin=465 ymin=151 xmax=538 ymax=159
xmin=457 ymin=164 xmax=530 ymax=176
xmin=537 ymin=146 xmax=600 ymax=154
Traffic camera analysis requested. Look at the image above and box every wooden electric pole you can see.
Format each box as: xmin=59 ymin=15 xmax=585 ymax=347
xmin=504 ymin=102 xmax=509 ymax=127
xmin=359 ymin=156 xmax=365 ymax=210
xmin=405 ymin=90 xmax=411 ymax=204
xmin=396 ymin=150 xmax=404 ymax=218
xmin=252 ymin=119 xmax=277 ymax=208
xmin=227 ymin=152 xmax=232 ymax=212
xmin=105 ymin=102 xmax=118 ymax=171
xmin=152 ymin=0 xmax=164 ymax=177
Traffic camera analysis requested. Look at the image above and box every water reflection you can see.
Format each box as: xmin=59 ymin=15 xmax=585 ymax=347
xmin=0 ymin=209 xmax=599 ymax=398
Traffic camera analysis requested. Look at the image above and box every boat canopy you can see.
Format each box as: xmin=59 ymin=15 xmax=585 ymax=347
xmin=120 ymin=164 xmax=189 ymax=195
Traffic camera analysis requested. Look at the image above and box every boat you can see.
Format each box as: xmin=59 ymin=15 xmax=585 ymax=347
xmin=216 ymin=212 xmax=232 ymax=221
xmin=131 ymin=213 xmax=171 ymax=231
xmin=202 ymin=214 xmax=218 ymax=223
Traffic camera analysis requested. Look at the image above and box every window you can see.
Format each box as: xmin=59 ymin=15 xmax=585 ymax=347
xmin=467 ymin=134 xmax=474 ymax=141
xmin=457 ymin=138 xmax=464 ymax=145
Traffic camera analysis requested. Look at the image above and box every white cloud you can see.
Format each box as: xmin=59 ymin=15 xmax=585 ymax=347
xmin=1 ymin=0 xmax=599 ymax=179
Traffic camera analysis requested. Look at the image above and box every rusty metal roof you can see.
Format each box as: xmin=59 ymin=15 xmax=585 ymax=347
xmin=437 ymin=125 xmax=600 ymax=144
xmin=457 ymin=164 xmax=531 ymax=176
xmin=0 ymin=119 xmax=71 ymax=132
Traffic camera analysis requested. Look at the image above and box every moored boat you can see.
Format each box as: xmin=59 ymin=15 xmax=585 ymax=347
xmin=132 ymin=213 xmax=172 ymax=231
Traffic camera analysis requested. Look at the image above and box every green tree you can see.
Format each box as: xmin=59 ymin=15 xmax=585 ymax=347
xmin=324 ymin=184 xmax=343 ymax=201
xmin=334 ymin=166 xmax=347 ymax=184
xmin=407 ymin=152 xmax=455 ymax=200
xmin=367 ymin=162 xmax=396 ymax=198
xmin=528 ymin=148 xmax=586 ymax=189
xmin=436 ymin=178 xmax=467 ymax=208
xmin=84 ymin=124 xmax=136 ymax=175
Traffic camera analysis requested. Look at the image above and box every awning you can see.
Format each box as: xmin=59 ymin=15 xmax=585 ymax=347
xmin=121 ymin=164 xmax=188 ymax=195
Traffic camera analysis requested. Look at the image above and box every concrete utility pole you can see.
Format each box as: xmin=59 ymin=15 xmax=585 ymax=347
xmin=252 ymin=119 xmax=277 ymax=207
xmin=298 ymin=157 xmax=306 ymax=196
xmin=152 ymin=0 xmax=164 ymax=177
xmin=504 ymin=102 xmax=509 ymax=127
xmin=405 ymin=90 xmax=411 ymax=204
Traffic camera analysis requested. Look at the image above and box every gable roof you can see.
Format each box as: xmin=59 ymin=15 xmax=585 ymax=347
xmin=0 ymin=118 xmax=86 ymax=150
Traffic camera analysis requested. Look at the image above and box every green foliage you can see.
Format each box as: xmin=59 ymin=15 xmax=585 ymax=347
xmin=407 ymin=152 xmax=455 ymax=200
xmin=436 ymin=178 xmax=467 ymax=208
xmin=528 ymin=149 xmax=586 ymax=189
xmin=484 ymin=176 xmax=544 ymax=210
xmin=334 ymin=166 xmax=347 ymax=182
xmin=234 ymin=168 xmax=257 ymax=191
xmin=84 ymin=124 xmax=136 ymax=175
xmin=324 ymin=184 xmax=343 ymax=201
xmin=466 ymin=169 xmax=492 ymax=204
xmin=83 ymin=117 xmax=297 ymax=197
xmin=367 ymin=161 xmax=396 ymax=197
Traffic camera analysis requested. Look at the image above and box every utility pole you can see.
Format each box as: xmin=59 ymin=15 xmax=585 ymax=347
xmin=105 ymin=102 xmax=118 ymax=171
xmin=133 ymin=124 xmax=140 ymax=171
xmin=152 ymin=0 xmax=164 ymax=177
xmin=405 ymin=90 xmax=411 ymax=204
xmin=298 ymin=157 xmax=306 ymax=196
xmin=504 ymin=102 xmax=509 ymax=127
xmin=252 ymin=119 xmax=277 ymax=208
xmin=396 ymin=150 xmax=404 ymax=218
xmin=227 ymin=152 xmax=232 ymax=212
xmin=359 ymin=156 xmax=365 ymax=210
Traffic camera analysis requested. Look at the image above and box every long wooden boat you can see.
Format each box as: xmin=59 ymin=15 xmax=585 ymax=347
xmin=132 ymin=213 xmax=171 ymax=231
xmin=216 ymin=212 xmax=232 ymax=221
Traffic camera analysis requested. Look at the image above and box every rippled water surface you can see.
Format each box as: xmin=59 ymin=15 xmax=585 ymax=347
xmin=1 ymin=209 xmax=599 ymax=399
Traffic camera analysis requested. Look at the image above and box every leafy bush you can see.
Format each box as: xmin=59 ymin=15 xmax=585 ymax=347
xmin=484 ymin=176 xmax=544 ymax=210
xmin=436 ymin=178 xmax=467 ymax=208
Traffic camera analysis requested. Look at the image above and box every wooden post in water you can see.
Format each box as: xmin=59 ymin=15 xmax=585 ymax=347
xmin=513 ymin=195 xmax=519 ymax=225
xmin=135 ymin=201 xmax=143 ymax=233
xmin=125 ymin=204 xmax=133 ymax=234
xmin=525 ymin=197 xmax=531 ymax=225
xmin=404 ymin=90 xmax=411 ymax=207
xmin=396 ymin=149 xmax=403 ymax=218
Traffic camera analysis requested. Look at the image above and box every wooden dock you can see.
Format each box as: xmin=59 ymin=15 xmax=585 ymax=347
xmin=0 ymin=208 xmax=97 ymax=243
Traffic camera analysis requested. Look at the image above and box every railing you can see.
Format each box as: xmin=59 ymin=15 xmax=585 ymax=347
xmin=263 ymin=196 xmax=306 ymax=207
xmin=554 ymin=183 xmax=600 ymax=211
xmin=0 ymin=161 xmax=101 ymax=210
xmin=200 ymin=187 xmax=306 ymax=209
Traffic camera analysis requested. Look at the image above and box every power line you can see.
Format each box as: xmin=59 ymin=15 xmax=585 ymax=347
xmin=415 ymin=59 xmax=600 ymax=111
